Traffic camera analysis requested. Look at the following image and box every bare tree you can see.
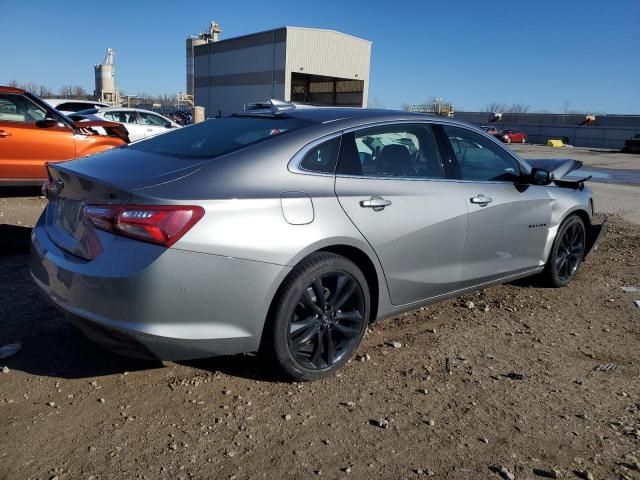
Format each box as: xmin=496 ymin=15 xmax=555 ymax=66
xmin=71 ymin=86 xmax=88 ymax=99
xmin=7 ymin=80 xmax=20 ymax=88
xmin=483 ymin=102 xmax=507 ymax=113
xmin=508 ymin=103 xmax=531 ymax=113
xmin=58 ymin=85 xmax=74 ymax=98
xmin=22 ymin=82 xmax=40 ymax=94
xmin=37 ymin=85 xmax=54 ymax=97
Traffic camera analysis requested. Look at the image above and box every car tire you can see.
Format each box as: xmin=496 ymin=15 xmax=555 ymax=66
xmin=263 ymin=252 xmax=370 ymax=381
xmin=506 ymin=137 xmax=512 ymax=143
xmin=541 ymin=215 xmax=586 ymax=287
xmin=521 ymin=137 xmax=526 ymax=143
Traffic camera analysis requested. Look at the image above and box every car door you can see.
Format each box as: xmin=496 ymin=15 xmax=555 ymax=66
xmin=0 ymin=92 xmax=75 ymax=180
xmin=334 ymin=123 xmax=470 ymax=306
xmin=137 ymin=112 xmax=171 ymax=139
xmin=437 ymin=124 xmax=552 ymax=284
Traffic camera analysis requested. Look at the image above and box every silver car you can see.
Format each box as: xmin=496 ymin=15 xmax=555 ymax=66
xmin=30 ymin=103 xmax=606 ymax=381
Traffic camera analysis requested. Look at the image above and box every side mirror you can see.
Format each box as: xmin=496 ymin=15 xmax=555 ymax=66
xmin=530 ymin=168 xmax=554 ymax=185
xmin=36 ymin=116 xmax=60 ymax=127
xmin=165 ymin=122 xmax=173 ymax=129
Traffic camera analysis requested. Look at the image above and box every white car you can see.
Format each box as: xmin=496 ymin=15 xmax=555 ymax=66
xmin=43 ymin=99 xmax=111 ymax=114
xmin=74 ymin=107 xmax=181 ymax=142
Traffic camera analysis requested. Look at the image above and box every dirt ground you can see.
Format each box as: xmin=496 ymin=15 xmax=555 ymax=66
xmin=1 ymin=146 xmax=640 ymax=479
xmin=1 ymin=212 xmax=639 ymax=479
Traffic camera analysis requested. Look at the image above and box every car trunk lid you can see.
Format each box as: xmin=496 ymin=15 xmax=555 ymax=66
xmin=44 ymin=148 xmax=208 ymax=260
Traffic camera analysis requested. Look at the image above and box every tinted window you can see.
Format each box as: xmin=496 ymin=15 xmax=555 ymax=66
xmin=138 ymin=112 xmax=169 ymax=126
xmin=443 ymin=125 xmax=522 ymax=181
xmin=0 ymin=93 xmax=46 ymax=123
xmin=130 ymin=116 xmax=313 ymax=159
xmin=56 ymin=102 xmax=97 ymax=113
xmin=104 ymin=110 xmax=137 ymax=123
xmin=299 ymin=137 xmax=340 ymax=173
xmin=337 ymin=124 xmax=443 ymax=179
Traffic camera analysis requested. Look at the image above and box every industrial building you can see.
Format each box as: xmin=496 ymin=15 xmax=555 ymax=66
xmin=188 ymin=24 xmax=371 ymax=116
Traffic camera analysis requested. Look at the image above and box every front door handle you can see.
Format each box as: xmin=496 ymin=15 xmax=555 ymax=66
xmin=360 ymin=196 xmax=392 ymax=211
xmin=470 ymin=194 xmax=493 ymax=206
xmin=0 ymin=130 xmax=12 ymax=138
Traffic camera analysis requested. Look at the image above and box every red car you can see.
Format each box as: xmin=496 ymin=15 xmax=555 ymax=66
xmin=496 ymin=129 xmax=527 ymax=144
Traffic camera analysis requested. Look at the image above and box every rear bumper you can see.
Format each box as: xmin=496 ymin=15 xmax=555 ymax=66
xmin=585 ymin=218 xmax=607 ymax=259
xmin=30 ymin=214 xmax=291 ymax=360
xmin=65 ymin=310 xmax=257 ymax=361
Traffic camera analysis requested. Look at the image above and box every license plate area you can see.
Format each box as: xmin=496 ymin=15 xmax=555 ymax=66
xmin=52 ymin=197 xmax=85 ymax=237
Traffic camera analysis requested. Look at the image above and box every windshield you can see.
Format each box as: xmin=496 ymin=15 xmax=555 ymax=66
xmin=129 ymin=115 xmax=313 ymax=159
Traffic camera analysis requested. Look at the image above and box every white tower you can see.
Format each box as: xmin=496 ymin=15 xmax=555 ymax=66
xmin=94 ymin=48 xmax=120 ymax=106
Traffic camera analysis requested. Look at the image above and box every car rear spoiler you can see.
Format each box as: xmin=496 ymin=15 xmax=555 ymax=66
xmin=72 ymin=120 xmax=130 ymax=143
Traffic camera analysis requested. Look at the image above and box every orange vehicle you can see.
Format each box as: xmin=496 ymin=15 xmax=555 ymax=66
xmin=0 ymin=86 xmax=129 ymax=184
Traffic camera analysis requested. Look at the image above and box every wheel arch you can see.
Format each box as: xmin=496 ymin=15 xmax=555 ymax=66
xmin=259 ymin=243 xmax=384 ymax=352
xmin=315 ymin=244 xmax=380 ymax=325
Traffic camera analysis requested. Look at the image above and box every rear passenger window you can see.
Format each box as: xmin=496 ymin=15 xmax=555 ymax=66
xmin=336 ymin=124 xmax=443 ymax=179
xmin=299 ymin=136 xmax=340 ymax=174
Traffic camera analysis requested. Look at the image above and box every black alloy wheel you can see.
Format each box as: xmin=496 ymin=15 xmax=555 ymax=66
xmin=543 ymin=215 xmax=586 ymax=287
xmin=555 ymin=221 xmax=585 ymax=282
xmin=264 ymin=252 xmax=370 ymax=381
xmin=288 ymin=272 xmax=365 ymax=370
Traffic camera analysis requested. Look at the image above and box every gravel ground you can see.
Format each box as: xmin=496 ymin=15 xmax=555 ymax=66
xmin=1 ymin=147 xmax=639 ymax=480
xmin=0 ymin=215 xmax=638 ymax=480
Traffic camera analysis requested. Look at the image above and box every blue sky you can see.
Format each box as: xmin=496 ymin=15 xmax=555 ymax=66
xmin=1 ymin=0 xmax=638 ymax=113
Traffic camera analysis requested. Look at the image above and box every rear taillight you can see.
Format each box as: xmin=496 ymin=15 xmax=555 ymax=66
xmin=84 ymin=205 xmax=204 ymax=247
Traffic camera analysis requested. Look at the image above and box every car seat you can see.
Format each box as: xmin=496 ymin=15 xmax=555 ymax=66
xmin=377 ymin=144 xmax=411 ymax=176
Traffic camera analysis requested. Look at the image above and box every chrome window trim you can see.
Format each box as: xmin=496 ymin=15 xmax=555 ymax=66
xmin=288 ymin=118 xmax=531 ymax=179
xmin=287 ymin=131 xmax=343 ymax=177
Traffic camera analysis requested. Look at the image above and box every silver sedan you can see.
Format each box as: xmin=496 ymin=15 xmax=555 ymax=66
xmin=30 ymin=103 xmax=606 ymax=381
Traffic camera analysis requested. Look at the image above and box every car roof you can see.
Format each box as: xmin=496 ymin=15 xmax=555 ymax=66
xmin=95 ymin=107 xmax=164 ymax=114
xmin=234 ymin=106 xmax=482 ymax=132
xmin=44 ymin=99 xmax=110 ymax=107
xmin=0 ymin=86 xmax=26 ymax=94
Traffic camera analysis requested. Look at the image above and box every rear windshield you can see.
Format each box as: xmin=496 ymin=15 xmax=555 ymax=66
xmin=129 ymin=115 xmax=313 ymax=159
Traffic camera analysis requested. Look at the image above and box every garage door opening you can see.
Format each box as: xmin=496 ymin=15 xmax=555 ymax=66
xmin=290 ymin=73 xmax=364 ymax=107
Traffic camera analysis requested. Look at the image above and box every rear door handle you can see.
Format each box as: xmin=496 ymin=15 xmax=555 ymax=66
xmin=470 ymin=194 xmax=493 ymax=206
xmin=360 ymin=196 xmax=392 ymax=211
xmin=0 ymin=130 xmax=12 ymax=138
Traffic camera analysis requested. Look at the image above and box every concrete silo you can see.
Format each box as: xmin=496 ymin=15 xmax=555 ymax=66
xmin=94 ymin=48 xmax=120 ymax=106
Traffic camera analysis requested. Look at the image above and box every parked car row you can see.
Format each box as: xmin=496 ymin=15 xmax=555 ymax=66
xmin=481 ymin=125 xmax=528 ymax=143
xmin=0 ymin=86 xmax=129 ymax=183
xmin=71 ymin=107 xmax=181 ymax=142
xmin=0 ymin=86 xmax=187 ymax=182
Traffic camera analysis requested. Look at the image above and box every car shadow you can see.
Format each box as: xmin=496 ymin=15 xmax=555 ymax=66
xmin=0 ymin=224 xmax=32 ymax=255
xmin=0 ymin=250 xmax=162 ymax=379
xmin=1 ymin=248 xmax=282 ymax=382
xmin=181 ymin=355 xmax=287 ymax=383
xmin=508 ymin=275 xmax=552 ymax=289
xmin=0 ymin=186 xmax=41 ymax=198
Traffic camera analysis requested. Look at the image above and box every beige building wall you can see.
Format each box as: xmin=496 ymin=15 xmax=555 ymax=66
xmin=284 ymin=27 xmax=371 ymax=107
